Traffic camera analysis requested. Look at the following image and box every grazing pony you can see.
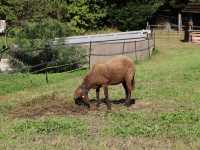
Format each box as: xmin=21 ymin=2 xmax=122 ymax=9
xmin=74 ymin=55 xmax=136 ymax=110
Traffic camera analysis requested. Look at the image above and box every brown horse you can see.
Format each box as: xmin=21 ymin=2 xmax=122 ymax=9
xmin=74 ymin=55 xmax=136 ymax=110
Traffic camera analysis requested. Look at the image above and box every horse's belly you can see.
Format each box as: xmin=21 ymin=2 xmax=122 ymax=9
xmin=110 ymin=81 xmax=122 ymax=85
xmin=108 ymin=77 xmax=123 ymax=85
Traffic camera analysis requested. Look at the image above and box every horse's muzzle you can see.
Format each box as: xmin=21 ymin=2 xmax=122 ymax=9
xmin=74 ymin=97 xmax=82 ymax=105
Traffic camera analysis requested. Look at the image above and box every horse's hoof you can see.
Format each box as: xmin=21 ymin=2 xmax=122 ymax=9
xmin=132 ymin=99 xmax=136 ymax=104
xmin=85 ymin=104 xmax=90 ymax=110
xmin=124 ymin=102 xmax=132 ymax=107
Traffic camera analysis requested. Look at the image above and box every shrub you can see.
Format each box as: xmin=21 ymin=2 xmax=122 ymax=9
xmin=50 ymin=45 xmax=87 ymax=72
xmin=8 ymin=19 xmax=87 ymax=72
xmin=9 ymin=44 xmax=87 ymax=73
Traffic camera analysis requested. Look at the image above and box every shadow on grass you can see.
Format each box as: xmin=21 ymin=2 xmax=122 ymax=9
xmin=89 ymin=98 xmax=136 ymax=105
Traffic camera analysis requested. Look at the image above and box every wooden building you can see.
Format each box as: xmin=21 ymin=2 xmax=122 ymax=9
xmin=150 ymin=0 xmax=200 ymax=31
xmin=182 ymin=1 xmax=200 ymax=28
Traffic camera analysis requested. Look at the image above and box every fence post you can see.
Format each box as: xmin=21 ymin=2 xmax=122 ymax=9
xmin=45 ymin=71 xmax=49 ymax=84
xmin=122 ymin=40 xmax=125 ymax=55
xmin=153 ymin=30 xmax=156 ymax=50
xmin=45 ymin=44 xmax=50 ymax=84
xmin=89 ymin=41 xmax=92 ymax=68
xmin=148 ymin=35 xmax=151 ymax=58
xmin=134 ymin=41 xmax=137 ymax=61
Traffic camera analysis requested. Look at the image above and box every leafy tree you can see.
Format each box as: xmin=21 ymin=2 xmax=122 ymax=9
xmin=106 ymin=0 xmax=164 ymax=30
xmin=9 ymin=19 xmax=87 ymax=72
xmin=1 ymin=0 xmax=169 ymax=31
xmin=166 ymin=0 xmax=188 ymax=11
xmin=0 ymin=0 xmax=16 ymax=22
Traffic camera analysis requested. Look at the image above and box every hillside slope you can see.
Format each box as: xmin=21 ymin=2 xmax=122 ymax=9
xmin=0 ymin=33 xmax=200 ymax=149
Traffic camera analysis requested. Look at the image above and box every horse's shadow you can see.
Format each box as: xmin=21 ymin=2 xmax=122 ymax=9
xmin=89 ymin=98 xmax=136 ymax=105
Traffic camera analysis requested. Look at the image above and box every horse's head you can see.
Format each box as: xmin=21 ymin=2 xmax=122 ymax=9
xmin=74 ymin=84 xmax=89 ymax=107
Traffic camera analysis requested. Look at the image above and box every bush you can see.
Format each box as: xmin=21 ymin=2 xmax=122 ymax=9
xmin=8 ymin=19 xmax=87 ymax=73
xmin=51 ymin=46 xmax=87 ymax=72
xmin=9 ymin=44 xmax=87 ymax=73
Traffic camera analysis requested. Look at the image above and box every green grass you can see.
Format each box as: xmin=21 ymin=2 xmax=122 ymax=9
xmin=0 ymin=70 xmax=86 ymax=95
xmin=0 ymin=32 xmax=200 ymax=149
xmin=104 ymin=111 xmax=200 ymax=138
xmin=12 ymin=117 xmax=87 ymax=136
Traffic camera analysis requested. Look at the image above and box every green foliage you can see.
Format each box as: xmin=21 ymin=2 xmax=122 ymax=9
xmin=1 ymin=0 xmax=165 ymax=32
xmin=1 ymin=0 xmax=107 ymax=32
xmin=3 ymin=0 xmax=199 ymax=32
xmin=7 ymin=19 xmax=87 ymax=72
xmin=0 ymin=0 xmax=16 ymax=21
xmin=106 ymin=0 xmax=163 ymax=30
xmin=63 ymin=0 xmax=106 ymax=32
xmin=52 ymin=46 xmax=87 ymax=70
xmin=13 ymin=18 xmax=74 ymax=42
xmin=9 ymin=46 xmax=87 ymax=72
xmin=8 ymin=19 xmax=75 ymax=58
xmin=111 ymin=2 xmax=159 ymax=30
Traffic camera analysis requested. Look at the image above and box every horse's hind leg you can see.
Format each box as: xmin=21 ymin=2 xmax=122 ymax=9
xmin=124 ymin=83 xmax=132 ymax=106
xmin=124 ymin=72 xmax=134 ymax=106
xmin=122 ymin=81 xmax=128 ymax=100
xmin=96 ymin=86 xmax=101 ymax=108
xmin=103 ymin=86 xmax=111 ymax=110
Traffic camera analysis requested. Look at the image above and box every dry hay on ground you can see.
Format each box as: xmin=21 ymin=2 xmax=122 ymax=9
xmin=9 ymin=94 xmax=89 ymax=118
xmin=9 ymin=93 xmax=152 ymax=119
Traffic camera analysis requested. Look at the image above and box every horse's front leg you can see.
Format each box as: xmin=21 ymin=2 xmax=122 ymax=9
xmin=103 ymin=86 xmax=111 ymax=110
xmin=83 ymin=95 xmax=90 ymax=109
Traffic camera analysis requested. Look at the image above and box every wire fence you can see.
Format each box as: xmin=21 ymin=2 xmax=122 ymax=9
xmin=3 ymin=24 xmax=199 ymax=77
xmin=77 ymin=34 xmax=155 ymax=68
xmin=0 ymin=29 xmax=155 ymax=83
xmin=151 ymin=24 xmax=200 ymax=43
xmin=149 ymin=24 xmax=200 ymax=32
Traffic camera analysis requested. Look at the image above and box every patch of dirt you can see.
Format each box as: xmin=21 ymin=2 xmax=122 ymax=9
xmin=129 ymin=101 xmax=152 ymax=110
xmin=9 ymin=93 xmax=151 ymax=118
xmin=0 ymin=96 xmax=8 ymax=101
xmin=9 ymin=94 xmax=90 ymax=118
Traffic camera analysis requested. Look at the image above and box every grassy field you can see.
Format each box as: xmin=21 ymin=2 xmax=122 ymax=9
xmin=0 ymin=32 xmax=200 ymax=149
